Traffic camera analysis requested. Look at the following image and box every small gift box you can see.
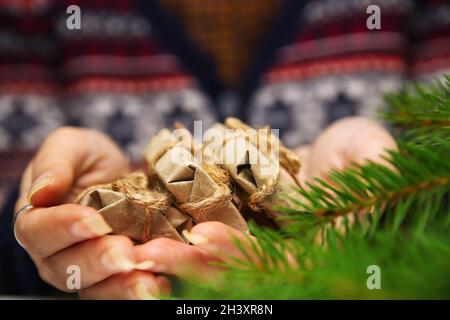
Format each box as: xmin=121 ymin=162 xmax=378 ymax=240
xmin=203 ymin=118 xmax=302 ymax=227
xmin=144 ymin=128 xmax=248 ymax=233
xmin=76 ymin=172 xmax=193 ymax=243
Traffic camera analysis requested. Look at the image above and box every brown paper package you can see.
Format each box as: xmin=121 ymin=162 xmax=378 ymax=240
xmin=202 ymin=119 xmax=302 ymax=227
xmin=144 ymin=129 xmax=249 ymax=233
xmin=76 ymin=172 xmax=193 ymax=243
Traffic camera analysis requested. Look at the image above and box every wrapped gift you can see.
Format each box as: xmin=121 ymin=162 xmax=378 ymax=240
xmin=202 ymin=118 xmax=302 ymax=227
xmin=76 ymin=172 xmax=192 ymax=243
xmin=144 ymin=129 xmax=249 ymax=233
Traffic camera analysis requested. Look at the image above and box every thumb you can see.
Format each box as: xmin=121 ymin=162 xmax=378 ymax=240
xmin=28 ymin=127 xmax=96 ymax=207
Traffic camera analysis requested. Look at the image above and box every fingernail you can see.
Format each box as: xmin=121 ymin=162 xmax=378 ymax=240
xmin=70 ymin=214 xmax=113 ymax=238
xmin=135 ymin=260 xmax=155 ymax=270
xmin=201 ymin=243 xmax=221 ymax=255
xmin=28 ymin=173 xmax=53 ymax=202
xmin=182 ymin=229 xmax=209 ymax=245
xmin=149 ymin=263 xmax=167 ymax=273
xmin=182 ymin=230 xmax=220 ymax=254
xmin=100 ymin=247 xmax=136 ymax=272
xmin=128 ymin=282 xmax=158 ymax=300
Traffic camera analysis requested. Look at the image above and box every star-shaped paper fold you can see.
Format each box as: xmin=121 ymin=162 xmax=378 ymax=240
xmin=145 ymin=129 xmax=248 ymax=233
xmin=76 ymin=172 xmax=192 ymax=243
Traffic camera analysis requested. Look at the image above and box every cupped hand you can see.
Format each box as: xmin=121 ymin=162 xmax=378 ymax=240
xmin=14 ymin=127 xmax=170 ymax=299
xmin=17 ymin=127 xmax=129 ymax=207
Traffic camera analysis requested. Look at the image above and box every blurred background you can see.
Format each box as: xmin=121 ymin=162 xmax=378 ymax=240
xmin=0 ymin=0 xmax=449 ymax=212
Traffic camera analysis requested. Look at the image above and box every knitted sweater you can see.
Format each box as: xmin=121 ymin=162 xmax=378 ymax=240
xmin=0 ymin=0 xmax=449 ymax=295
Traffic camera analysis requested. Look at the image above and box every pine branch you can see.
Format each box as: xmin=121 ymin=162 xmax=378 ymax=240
xmin=381 ymin=76 xmax=450 ymax=129
xmin=179 ymin=77 xmax=450 ymax=299
xmin=180 ymin=137 xmax=450 ymax=299
xmin=279 ymin=137 xmax=450 ymax=229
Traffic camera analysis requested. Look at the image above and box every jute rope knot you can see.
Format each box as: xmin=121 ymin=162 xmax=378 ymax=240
xmin=225 ymin=117 xmax=301 ymax=179
xmin=247 ymin=167 xmax=280 ymax=211
xmin=176 ymin=160 xmax=233 ymax=221
xmin=110 ymin=172 xmax=172 ymax=242
xmin=110 ymin=172 xmax=171 ymax=212
xmin=148 ymin=138 xmax=234 ymax=222
xmin=130 ymin=192 xmax=171 ymax=243
xmin=178 ymin=184 xmax=232 ymax=221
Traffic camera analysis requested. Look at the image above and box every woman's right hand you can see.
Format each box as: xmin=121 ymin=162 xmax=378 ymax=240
xmin=14 ymin=127 xmax=170 ymax=299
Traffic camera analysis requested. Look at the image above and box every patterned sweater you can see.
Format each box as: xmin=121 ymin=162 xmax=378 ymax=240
xmin=0 ymin=0 xmax=449 ymax=295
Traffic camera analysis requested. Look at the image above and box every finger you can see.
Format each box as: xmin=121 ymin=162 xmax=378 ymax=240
xmin=14 ymin=204 xmax=112 ymax=258
xmin=39 ymin=235 xmax=153 ymax=291
xmin=28 ymin=127 xmax=87 ymax=206
xmin=28 ymin=127 xmax=128 ymax=206
xmin=186 ymin=222 xmax=298 ymax=270
xmin=135 ymin=237 xmax=222 ymax=281
xmin=79 ymin=271 xmax=171 ymax=300
xmin=183 ymin=222 xmax=261 ymax=266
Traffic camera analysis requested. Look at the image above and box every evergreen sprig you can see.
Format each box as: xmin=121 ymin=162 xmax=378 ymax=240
xmin=382 ymin=76 xmax=450 ymax=129
xmin=179 ymin=77 xmax=450 ymax=299
xmin=281 ymin=137 xmax=450 ymax=226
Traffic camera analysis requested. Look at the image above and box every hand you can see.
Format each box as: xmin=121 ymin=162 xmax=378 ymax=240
xmin=296 ymin=116 xmax=397 ymax=184
xmin=133 ymin=117 xmax=398 ymax=284
xmin=14 ymin=127 xmax=170 ymax=299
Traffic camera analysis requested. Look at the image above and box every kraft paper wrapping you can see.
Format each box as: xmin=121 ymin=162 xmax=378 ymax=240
xmin=76 ymin=172 xmax=192 ymax=243
xmin=203 ymin=119 xmax=302 ymax=227
xmin=144 ymin=129 xmax=249 ymax=233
